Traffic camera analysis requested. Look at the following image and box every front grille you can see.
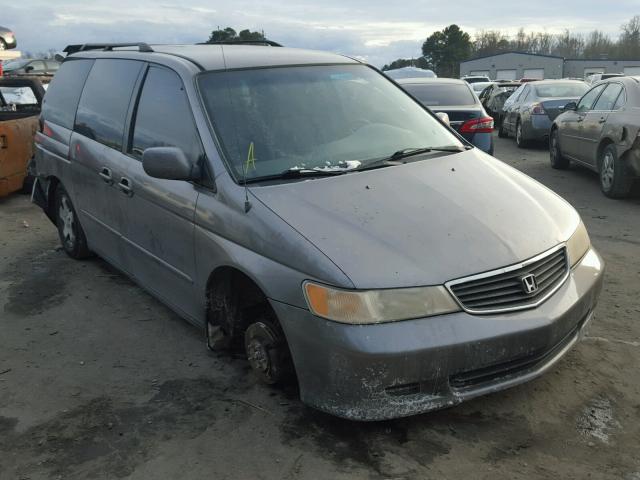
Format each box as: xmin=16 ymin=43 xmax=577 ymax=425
xmin=447 ymin=246 xmax=568 ymax=313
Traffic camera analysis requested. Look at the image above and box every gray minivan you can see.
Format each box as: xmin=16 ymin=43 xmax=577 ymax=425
xmin=32 ymin=43 xmax=604 ymax=421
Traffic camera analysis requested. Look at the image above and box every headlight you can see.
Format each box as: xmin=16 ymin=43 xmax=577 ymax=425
xmin=303 ymin=281 xmax=460 ymax=324
xmin=566 ymin=220 xmax=590 ymax=267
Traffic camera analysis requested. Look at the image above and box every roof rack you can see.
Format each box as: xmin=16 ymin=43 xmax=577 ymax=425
xmin=199 ymin=40 xmax=283 ymax=47
xmin=63 ymin=43 xmax=154 ymax=55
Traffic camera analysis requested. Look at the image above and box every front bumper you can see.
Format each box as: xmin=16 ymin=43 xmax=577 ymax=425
xmin=272 ymin=248 xmax=604 ymax=421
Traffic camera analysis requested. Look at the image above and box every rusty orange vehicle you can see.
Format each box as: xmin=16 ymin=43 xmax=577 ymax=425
xmin=0 ymin=77 xmax=45 ymax=197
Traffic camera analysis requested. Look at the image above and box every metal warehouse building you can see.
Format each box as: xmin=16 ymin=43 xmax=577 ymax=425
xmin=460 ymin=51 xmax=640 ymax=80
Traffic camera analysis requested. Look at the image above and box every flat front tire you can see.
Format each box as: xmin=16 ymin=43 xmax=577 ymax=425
xmin=55 ymin=186 xmax=91 ymax=259
xmin=599 ymin=144 xmax=632 ymax=198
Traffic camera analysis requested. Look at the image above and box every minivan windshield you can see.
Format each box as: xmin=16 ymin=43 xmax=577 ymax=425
xmin=198 ymin=65 xmax=464 ymax=182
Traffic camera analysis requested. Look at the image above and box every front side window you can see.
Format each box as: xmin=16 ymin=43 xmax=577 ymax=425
xmin=613 ymin=88 xmax=626 ymax=110
xmin=130 ymin=66 xmax=203 ymax=163
xmin=198 ymin=65 xmax=464 ymax=182
xmin=593 ymin=83 xmax=624 ymax=111
xmin=577 ymin=84 xmax=606 ymax=112
xmin=28 ymin=61 xmax=46 ymax=73
xmin=75 ymin=59 xmax=143 ymax=150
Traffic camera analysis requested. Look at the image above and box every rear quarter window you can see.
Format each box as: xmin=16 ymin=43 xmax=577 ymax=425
xmin=75 ymin=59 xmax=143 ymax=150
xmin=42 ymin=59 xmax=94 ymax=129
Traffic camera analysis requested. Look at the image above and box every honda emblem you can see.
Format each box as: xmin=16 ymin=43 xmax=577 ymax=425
xmin=521 ymin=274 xmax=538 ymax=294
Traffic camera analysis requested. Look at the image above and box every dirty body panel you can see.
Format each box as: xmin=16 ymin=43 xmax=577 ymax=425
xmin=275 ymin=249 xmax=603 ymax=420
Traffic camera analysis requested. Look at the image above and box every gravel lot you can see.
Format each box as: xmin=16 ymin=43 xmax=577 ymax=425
xmin=1 ymin=134 xmax=639 ymax=480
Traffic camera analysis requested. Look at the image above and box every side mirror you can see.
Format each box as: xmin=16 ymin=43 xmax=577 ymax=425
xmin=562 ymin=101 xmax=577 ymax=111
xmin=435 ymin=111 xmax=450 ymax=126
xmin=142 ymin=147 xmax=200 ymax=181
xmin=25 ymin=65 xmax=34 ymax=72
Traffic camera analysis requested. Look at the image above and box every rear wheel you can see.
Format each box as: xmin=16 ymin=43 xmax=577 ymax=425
xmin=550 ymin=129 xmax=569 ymax=169
xmin=515 ymin=120 xmax=529 ymax=148
xmin=55 ymin=186 xmax=91 ymax=259
xmin=599 ymin=144 xmax=633 ymax=198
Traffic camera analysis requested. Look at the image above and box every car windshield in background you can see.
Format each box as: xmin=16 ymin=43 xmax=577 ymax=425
xmin=198 ymin=65 xmax=464 ymax=182
xmin=3 ymin=59 xmax=29 ymax=71
xmin=404 ymin=83 xmax=477 ymax=106
xmin=534 ymin=83 xmax=588 ymax=98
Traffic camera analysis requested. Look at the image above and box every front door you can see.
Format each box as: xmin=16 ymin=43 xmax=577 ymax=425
xmin=118 ymin=65 xmax=204 ymax=321
xmin=577 ymin=83 xmax=623 ymax=166
xmin=560 ymin=83 xmax=606 ymax=159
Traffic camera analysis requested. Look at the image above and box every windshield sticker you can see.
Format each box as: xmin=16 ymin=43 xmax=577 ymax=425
xmin=245 ymin=141 xmax=257 ymax=171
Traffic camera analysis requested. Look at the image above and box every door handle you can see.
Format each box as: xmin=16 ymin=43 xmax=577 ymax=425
xmin=598 ymin=117 xmax=606 ymax=124
xmin=98 ymin=167 xmax=113 ymax=185
xmin=118 ymin=177 xmax=133 ymax=196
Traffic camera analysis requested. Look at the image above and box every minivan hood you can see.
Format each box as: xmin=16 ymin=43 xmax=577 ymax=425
xmin=251 ymin=150 xmax=579 ymax=289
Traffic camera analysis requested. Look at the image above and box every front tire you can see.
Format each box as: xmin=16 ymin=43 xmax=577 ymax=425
xmin=55 ymin=186 xmax=91 ymax=259
xmin=498 ymin=117 xmax=507 ymax=138
xmin=550 ymin=129 xmax=569 ymax=169
xmin=599 ymin=144 xmax=633 ymax=198
xmin=515 ymin=120 xmax=529 ymax=148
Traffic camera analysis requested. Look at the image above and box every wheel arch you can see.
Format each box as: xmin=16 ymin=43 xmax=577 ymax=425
xmin=596 ymin=137 xmax=616 ymax=168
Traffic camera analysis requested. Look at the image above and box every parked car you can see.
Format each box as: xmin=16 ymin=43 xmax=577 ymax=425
xmin=550 ymin=76 xmax=640 ymax=198
xmin=397 ymin=77 xmax=494 ymax=154
xmin=500 ymin=80 xmax=589 ymax=147
xmin=0 ymin=26 xmax=17 ymax=50
xmin=385 ymin=66 xmax=436 ymax=79
xmin=0 ymin=77 xmax=45 ymax=196
xmin=2 ymin=58 xmax=60 ymax=76
xmin=470 ymin=81 xmax=494 ymax=94
xmin=462 ymin=75 xmax=490 ymax=84
xmin=478 ymin=81 xmax=521 ymax=124
xmin=586 ymin=73 xmax=624 ymax=84
xmin=33 ymin=43 xmax=603 ymax=421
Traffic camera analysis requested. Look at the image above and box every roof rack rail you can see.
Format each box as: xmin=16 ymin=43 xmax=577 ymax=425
xmin=198 ymin=40 xmax=283 ymax=47
xmin=63 ymin=43 xmax=154 ymax=55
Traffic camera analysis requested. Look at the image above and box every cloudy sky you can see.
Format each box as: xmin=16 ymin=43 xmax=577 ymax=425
xmin=4 ymin=1 xmax=638 ymax=67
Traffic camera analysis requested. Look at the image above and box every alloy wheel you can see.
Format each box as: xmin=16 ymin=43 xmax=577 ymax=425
xmin=601 ymin=151 xmax=615 ymax=191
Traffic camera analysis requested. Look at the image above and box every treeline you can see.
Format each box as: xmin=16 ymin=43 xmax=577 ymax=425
xmin=474 ymin=16 xmax=640 ymax=59
xmin=383 ymin=15 xmax=640 ymax=76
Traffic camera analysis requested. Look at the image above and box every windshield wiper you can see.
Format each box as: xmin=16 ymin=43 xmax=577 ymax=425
xmin=389 ymin=146 xmax=468 ymax=161
xmin=242 ymin=167 xmax=348 ymax=184
xmin=356 ymin=145 xmax=469 ymax=172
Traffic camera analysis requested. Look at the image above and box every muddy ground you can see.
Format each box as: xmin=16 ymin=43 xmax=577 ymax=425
xmin=1 ymin=134 xmax=639 ymax=480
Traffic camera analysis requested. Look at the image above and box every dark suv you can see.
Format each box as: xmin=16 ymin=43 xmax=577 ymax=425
xmin=32 ymin=43 xmax=602 ymax=421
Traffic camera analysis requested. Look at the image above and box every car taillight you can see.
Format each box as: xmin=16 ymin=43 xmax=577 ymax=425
xmin=459 ymin=117 xmax=494 ymax=134
xmin=531 ymin=103 xmax=546 ymax=115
